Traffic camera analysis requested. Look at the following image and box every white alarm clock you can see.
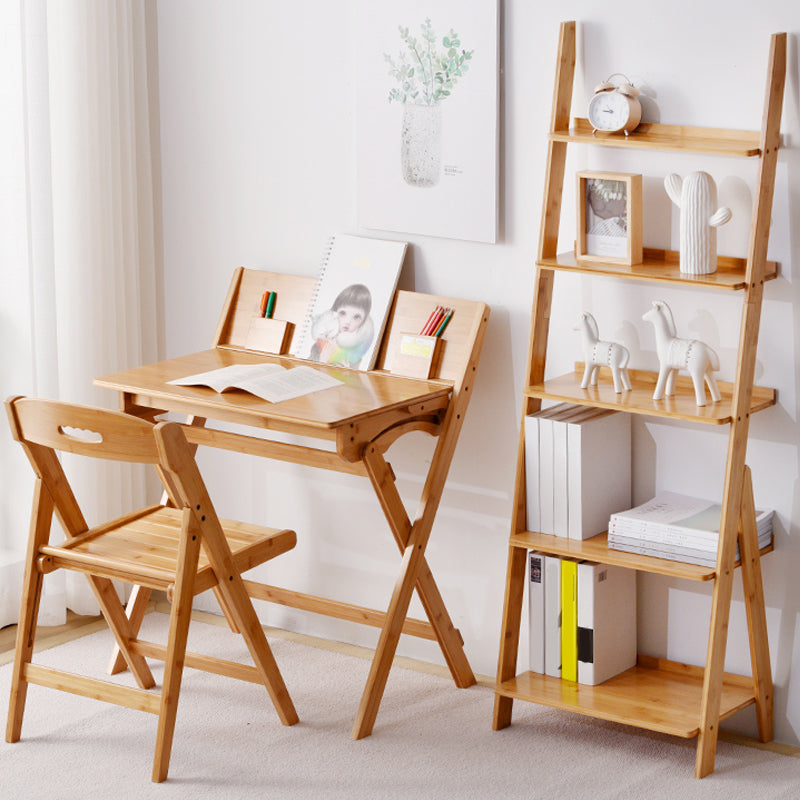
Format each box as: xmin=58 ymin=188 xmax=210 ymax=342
xmin=588 ymin=73 xmax=642 ymax=136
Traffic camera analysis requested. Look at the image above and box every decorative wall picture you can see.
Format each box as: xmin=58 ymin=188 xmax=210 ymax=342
xmin=576 ymin=171 xmax=643 ymax=265
xmin=356 ymin=0 xmax=499 ymax=243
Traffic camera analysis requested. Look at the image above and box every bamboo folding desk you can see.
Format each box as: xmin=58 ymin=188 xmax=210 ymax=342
xmin=95 ymin=267 xmax=490 ymax=739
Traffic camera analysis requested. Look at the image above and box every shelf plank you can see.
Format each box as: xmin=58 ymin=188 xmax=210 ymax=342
xmin=496 ymin=657 xmax=756 ymax=738
xmin=526 ymin=366 xmax=776 ymax=425
xmin=509 ymin=530 xmax=773 ymax=582
xmin=551 ymin=118 xmax=762 ymax=157
xmin=538 ymin=248 xmax=778 ymax=290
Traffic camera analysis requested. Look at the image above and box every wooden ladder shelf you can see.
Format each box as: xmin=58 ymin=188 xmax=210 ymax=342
xmin=492 ymin=21 xmax=785 ymax=778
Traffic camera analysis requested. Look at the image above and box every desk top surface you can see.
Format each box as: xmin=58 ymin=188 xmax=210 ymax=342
xmin=95 ymin=348 xmax=452 ymax=433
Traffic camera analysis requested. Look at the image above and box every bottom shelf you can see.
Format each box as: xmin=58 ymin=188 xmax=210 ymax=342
xmin=495 ymin=655 xmax=756 ymax=738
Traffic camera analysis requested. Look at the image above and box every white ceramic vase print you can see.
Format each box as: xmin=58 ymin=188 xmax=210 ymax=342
xmin=401 ymin=102 xmax=442 ymax=187
xmin=664 ymin=171 xmax=732 ymax=275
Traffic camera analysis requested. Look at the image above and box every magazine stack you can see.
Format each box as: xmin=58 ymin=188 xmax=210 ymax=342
xmin=608 ymin=491 xmax=773 ymax=567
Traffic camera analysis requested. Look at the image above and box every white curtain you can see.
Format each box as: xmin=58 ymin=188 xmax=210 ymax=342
xmin=0 ymin=0 xmax=159 ymax=626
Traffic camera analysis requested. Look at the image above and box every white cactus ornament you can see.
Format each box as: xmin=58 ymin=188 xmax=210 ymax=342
xmin=664 ymin=171 xmax=731 ymax=276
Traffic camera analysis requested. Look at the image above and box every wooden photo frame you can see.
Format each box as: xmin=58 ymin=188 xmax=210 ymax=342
xmin=576 ymin=171 xmax=643 ymax=265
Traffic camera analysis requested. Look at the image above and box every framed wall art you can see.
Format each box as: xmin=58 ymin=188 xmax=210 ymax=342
xmin=355 ymin=0 xmax=499 ymax=243
xmin=576 ymin=171 xmax=643 ymax=265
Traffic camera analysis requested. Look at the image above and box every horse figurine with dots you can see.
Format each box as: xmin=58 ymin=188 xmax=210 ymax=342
xmin=642 ymin=300 xmax=721 ymax=407
xmin=574 ymin=311 xmax=631 ymax=394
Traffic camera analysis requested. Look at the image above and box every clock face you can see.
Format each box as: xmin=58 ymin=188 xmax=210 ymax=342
xmin=588 ymin=91 xmax=631 ymax=132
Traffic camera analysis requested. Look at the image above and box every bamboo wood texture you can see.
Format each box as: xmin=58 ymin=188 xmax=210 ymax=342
xmin=494 ymin=18 xmax=576 ymax=734
xmin=493 ymin=21 xmax=783 ymax=779
xmin=695 ymin=31 xmax=785 ymax=779
xmin=4 ymin=396 xmax=300 ymax=783
xmin=495 ymin=656 xmax=756 ymax=738
xmin=509 ymin=530 xmax=773 ymax=583
xmin=98 ymin=268 xmax=490 ymax=740
xmin=97 ymin=348 xmax=452 ymax=457
xmin=539 ymin=248 xmax=778 ymax=289
xmin=551 ymin=118 xmax=763 ymax=157
xmin=528 ymin=364 xmax=776 ymax=424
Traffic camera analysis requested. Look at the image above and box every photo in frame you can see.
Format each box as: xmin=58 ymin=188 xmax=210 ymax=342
xmin=577 ymin=171 xmax=643 ymax=265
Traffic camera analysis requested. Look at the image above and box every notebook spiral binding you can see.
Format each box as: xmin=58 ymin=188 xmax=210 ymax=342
xmin=291 ymin=235 xmax=335 ymax=359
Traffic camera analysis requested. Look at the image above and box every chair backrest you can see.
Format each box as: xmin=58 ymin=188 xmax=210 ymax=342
xmin=6 ymin=396 xmax=160 ymax=464
xmin=6 ymin=396 xmax=163 ymax=541
xmin=6 ymin=395 xmax=231 ymax=554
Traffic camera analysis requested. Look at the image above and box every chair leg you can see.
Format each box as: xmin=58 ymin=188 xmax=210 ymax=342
xmin=6 ymin=481 xmax=52 ymax=743
xmin=152 ymin=515 xmax=202 ymax=783
xmin=6 ymin=569 xmax=44 ymax=743
xmin=89 ymin=576 xmax=155 ymax=690
xmin=108 ymin=585 xmax=153 ymax=676
xmin=216 ymin=570 xmax=298 ymax=727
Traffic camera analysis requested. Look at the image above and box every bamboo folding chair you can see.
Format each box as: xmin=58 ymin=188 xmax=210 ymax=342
xmin=4 ymin=396 xmax=299 ymax=782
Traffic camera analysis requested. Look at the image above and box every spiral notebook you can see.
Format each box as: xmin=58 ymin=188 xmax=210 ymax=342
xmin=290 ymin=234 xmax=408 ymax=370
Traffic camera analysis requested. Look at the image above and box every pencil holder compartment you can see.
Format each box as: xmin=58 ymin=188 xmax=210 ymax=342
xmin=245 ymin=317 xmax=293 ymax=354
xmin=388 ymin=333 xmax=443 ymax=379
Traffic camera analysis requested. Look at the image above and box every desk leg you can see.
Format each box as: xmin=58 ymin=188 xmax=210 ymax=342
xmin=351 ymin=532 xmax=426 ymax=740
xmin=363 ymin=446 xmax=474 ymax=686
xmin=353 ymin=446 xmax=475 ymax=739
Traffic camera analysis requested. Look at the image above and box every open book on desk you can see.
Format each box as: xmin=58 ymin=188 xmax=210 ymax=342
xmin=168 ymin=363 xmax=344 ymax=404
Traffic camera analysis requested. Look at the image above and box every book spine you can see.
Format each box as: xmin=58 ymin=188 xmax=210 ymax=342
xmin=544 ymin=555 xmax=562 ymax=677
xmin=560 ymin=558 xmax=578 ymax=682
xmin=528 ymin=552 xmax=545 ymax=674
xmin=524 ymin=414 xmax=541 ymax=533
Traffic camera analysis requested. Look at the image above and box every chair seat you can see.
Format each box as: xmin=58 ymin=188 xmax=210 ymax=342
xmin=39 ymin=506 xmax=296 ymax=594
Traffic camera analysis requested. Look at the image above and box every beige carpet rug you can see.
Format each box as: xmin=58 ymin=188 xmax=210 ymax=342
xmin=1 ymin=611 xmax=798 ymax=799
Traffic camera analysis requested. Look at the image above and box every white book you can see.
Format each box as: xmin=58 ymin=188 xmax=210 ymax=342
xmin=167 ymin=362 xmax=343 ymax=404
xmin=543 ymin=554 xmax=562 ymax=678
xmin=524 ymin=404 xmax=570 ymax=534
xmin=609 ymin=493 xmax=772 ymax=542
xmin=524 ymin=413 xmax=541 ymax=533
xmin=608 ymin=539 xmax=718 ymax=567
xmin=609 ymin=530 xmax=772 ymax=566
xmin=528 ymin=552 xmax=545 ymax=674
xmin=540 ymin=404 xmax=585 ymax=536
xmin=567 ymin=410 xmax=631 ymax=540
xmin=538 ymin=412 xmax=557 ymax=535
xmin=290 ymin=233 xmax=408 ymax=370
xmin=577 ymin=562 xmax=637 ymax=685
xmin=553 ymin=406 xmax=606 ymax=537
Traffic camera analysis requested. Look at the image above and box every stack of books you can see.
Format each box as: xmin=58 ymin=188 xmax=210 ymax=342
xmin=528 ymin=551 xmax=636 ymax=685
xmin=608 ymin=491 xmax=774 ymax=567
xmin=524 ymin=404 xmax=631 ymax=539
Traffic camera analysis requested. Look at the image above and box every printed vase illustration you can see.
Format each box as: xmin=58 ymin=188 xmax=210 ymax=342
xmin=400 ymin=102 xmax=442 ymax=188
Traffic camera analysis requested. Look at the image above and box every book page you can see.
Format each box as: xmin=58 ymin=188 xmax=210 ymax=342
xmin=168 ymin=363 xmax=343 ymax=403
xmin=243 ymin=365 xmax=343 ymax=403
xmin=290 ymin=234 xmax=407 ymax=370
xmin=168 ymin=363 xmax=285 ymax=393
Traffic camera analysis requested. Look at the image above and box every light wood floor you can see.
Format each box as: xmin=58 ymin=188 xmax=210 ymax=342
xmin=2 ymin=606 xmax=798 ymax=759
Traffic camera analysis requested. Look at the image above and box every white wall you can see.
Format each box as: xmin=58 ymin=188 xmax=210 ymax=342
xmin=154 ymin=1 xmax=800 ymax=744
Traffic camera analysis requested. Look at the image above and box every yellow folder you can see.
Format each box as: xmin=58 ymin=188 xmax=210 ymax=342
xmin=560 ymin=558 xmax=578 ymax=682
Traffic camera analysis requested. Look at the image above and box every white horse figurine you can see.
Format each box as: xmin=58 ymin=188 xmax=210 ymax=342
xmin=574 ymin=311 xmax=631 ymax=394
xmin=642 ymin=300 xmax=721 ymax=406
